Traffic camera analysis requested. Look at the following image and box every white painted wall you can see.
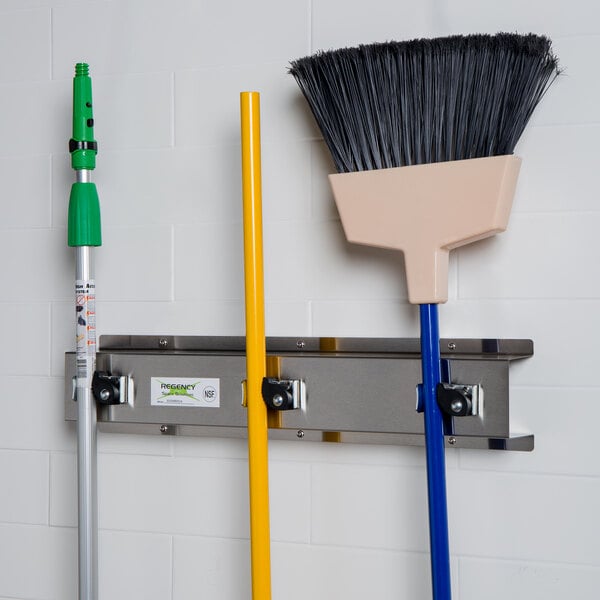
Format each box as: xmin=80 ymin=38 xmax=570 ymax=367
xmin=0 ymin=0 xmax=598 ymax=598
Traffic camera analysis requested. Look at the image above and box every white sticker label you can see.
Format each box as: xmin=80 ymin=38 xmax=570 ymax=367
xmin=151 ymin=377 xmax=220 ymax=407
xmin=75 ymin=279 xmax=96 ymax=382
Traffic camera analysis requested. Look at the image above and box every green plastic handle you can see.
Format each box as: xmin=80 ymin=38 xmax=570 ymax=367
xmin=70 ymin=63 xmax=97 ymax=171
xmin=68 ymin=63 xmax=101 ymax=247
xmin=68 ymin=182 xmax=101 ymax=247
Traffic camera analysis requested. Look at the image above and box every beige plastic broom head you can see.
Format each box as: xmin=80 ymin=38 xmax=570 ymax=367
xmin=329 ymin=155 xmax=521 ymax=304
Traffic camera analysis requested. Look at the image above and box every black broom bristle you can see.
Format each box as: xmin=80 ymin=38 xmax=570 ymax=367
xmin=289 ymin=33 xmax=560 ymax=173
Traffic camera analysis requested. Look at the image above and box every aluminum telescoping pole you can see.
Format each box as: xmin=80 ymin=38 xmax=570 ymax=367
xmin=68 ymin=63 xmax=101 ymax=600
xmin=76 ymin=243 xmax=98 ymax=600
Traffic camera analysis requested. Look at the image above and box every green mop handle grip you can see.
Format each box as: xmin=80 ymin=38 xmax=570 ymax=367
xmin=68 ymin=182 xmax=101 ymax=247
xmin=70 ymin=63 xmax=97 ymax=171
xmin=68 ymin=63 xmax=101 ymax=248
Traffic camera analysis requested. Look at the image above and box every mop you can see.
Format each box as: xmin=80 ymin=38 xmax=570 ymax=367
xmin=240 ymin=91 xmax=272 ymax=600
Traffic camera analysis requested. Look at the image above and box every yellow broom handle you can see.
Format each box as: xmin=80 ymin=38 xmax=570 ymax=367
xmin=240 ymin=91 xmax=272 ymax=600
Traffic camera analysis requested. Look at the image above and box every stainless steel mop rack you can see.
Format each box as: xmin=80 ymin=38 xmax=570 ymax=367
xmin=65 ymin=335 xmax=533 ymax=451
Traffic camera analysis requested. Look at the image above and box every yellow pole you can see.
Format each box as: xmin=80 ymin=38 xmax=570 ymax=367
xmin=240 ymin=91 xmax=272 ymax=600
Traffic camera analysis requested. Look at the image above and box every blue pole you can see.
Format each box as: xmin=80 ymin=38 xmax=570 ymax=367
xmin=419 ymin=303 xmax=452 ymax=600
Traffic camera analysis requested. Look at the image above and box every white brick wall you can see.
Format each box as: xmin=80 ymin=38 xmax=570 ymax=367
xmin=0 ymin=0 xmax=598 ymax=598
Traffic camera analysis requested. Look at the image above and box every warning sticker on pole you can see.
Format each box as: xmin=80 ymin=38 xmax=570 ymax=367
xmin=75 ymin=279 xmax=96 ymax=380
xmin=151 ymin=377 xmax=220 ymax=407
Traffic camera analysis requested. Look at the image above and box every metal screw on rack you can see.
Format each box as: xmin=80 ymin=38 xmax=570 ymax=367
xmin=297 ymin=340 xmax=306 ymax=349
xmin=160 ymin=425 xmax=168 ymax=434
xmin=447 ymin=342 xmax=456 ymax=351
xmin=158 ymin=338 xmax=168 ymax=349
xmin=448 ymin=436 xmax=457 ymax=445
xmin=450 ymin=400 xmax=464 ymax=414
xmin=297 ymin=429 xmax=305 ymax=439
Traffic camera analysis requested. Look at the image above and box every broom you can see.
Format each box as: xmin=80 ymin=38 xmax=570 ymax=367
xmin=290 ymin=33 xmax=559 ymax=600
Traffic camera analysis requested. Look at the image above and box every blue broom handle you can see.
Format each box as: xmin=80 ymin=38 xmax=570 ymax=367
xmin=419 ymin=303 xmax=452 ymax=600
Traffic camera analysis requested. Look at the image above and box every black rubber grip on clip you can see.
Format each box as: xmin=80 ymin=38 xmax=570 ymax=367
xmin=69 ymin=139 xmax=98 ymax=153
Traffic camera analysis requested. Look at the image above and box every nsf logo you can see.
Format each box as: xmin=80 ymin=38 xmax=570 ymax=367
xmin=203 ymin=386 xmax=217 ymax=402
